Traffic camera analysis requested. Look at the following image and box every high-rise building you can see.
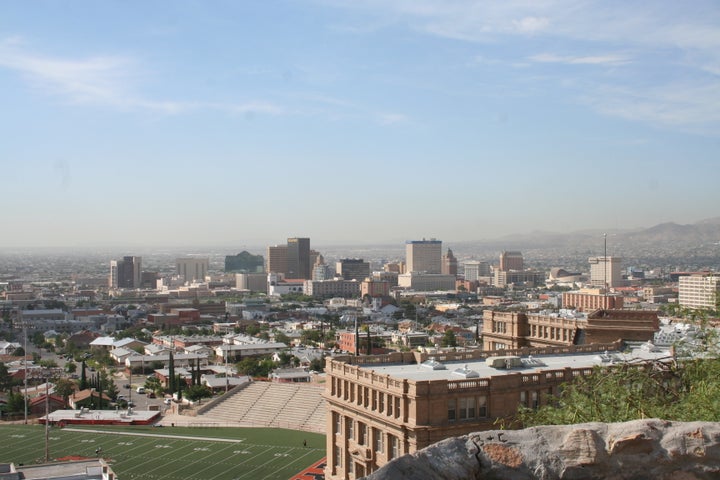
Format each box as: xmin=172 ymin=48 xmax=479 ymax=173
xmin=463 ymin=261 xmax=491 ymax=281
xmin=499 ymin=251 xmax=523 ymax=271
xmin=235 ymin=273 xmax=268 ymax=293
xmin=313 ymin=255 xmax=334 ymax=281
xmin=588 ymin=256 xmax=623 ymax=288
xmin=266 ymin=245 xmax=289 ymax=275
xmin=336 ymin=259 xmax=371 ymax=281
xmin=679 ymin=274 xmax=720 ymax=310
xmin=176 ymin=257 xmax=209 ymax=283
xmin=405 ymin=239 xmax=442 ymax=274
xmin=441 ymin=249 xmax=458 ymax=276
xmin=287 ymin=237 xmax=311 ymax=279
xmin=109 ymin=256 xmax=142 ymax=289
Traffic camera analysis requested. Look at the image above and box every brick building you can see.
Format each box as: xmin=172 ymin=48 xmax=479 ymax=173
xmin=323 ymin=342 xmax=663 ymax=479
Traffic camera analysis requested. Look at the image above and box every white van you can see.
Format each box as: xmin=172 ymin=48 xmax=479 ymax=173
xmin=136 ymin=387 xmax=146 ymax=394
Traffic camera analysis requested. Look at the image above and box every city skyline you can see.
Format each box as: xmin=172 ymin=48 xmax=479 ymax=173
xmin=1 ymin=1 xmax=719 ymax=248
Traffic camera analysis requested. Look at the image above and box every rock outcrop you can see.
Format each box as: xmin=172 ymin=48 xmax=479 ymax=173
xmin=362 ymin=419 xmax=720 ymax=480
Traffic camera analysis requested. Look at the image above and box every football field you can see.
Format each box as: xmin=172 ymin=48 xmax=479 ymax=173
xmin=0 ymin=424 xmax=325 ymax=480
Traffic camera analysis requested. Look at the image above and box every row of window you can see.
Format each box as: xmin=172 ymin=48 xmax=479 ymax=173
xmin=530 ymin=324 xmax=571 ymax=342
xmin=332 ymin=413 xmax=401 ymax=475
xmin=331 ymin=377 xmax=403 ymax=420
xmin=491 ymin=321 xmax=507 ymax=334
xmin=448 ymin=395 xmax=488 ymax=421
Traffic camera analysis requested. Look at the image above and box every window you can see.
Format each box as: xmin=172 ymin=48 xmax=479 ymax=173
xmin=348 ymin=419 xmax=354 ymax=440
xmin=477 ymin=395 xmax=487 ymax=417
xmin=386 ymin=395 xmax=392 ymax=416
xmin=335 ymin=413 xmax=342 ymax=435
xmin=395 ymin=396 xmax=401 ymax=418
xmin=467 ymin=397 xmax=476 ymax=418
xmin=334 ymin=446 xmax=342 ymax=469
xmin=378 ymin=392 xmax=385 ymax=413
xmin=372 ymin=390 xmax=377 ymax=410
xmin=374 ymin=428 xmax=384 ymax=454
xmin=358 ymin=422 xmax=367 ymax=445
xmin=448 ymin=399 xmax=456 ymax=421
xmin=458 ymin=397 xmax=475 ymax=420
xmin=390 ymin=435 xmax=399 ymax=459
xmin=531 ymin=391 xmax=539 ymax=409
xmin=520 ymin=391 xmax=527 ymax=407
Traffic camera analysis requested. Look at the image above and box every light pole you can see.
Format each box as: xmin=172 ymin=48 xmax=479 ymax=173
xmin=225 ymin=348 xmax=229 ymax=393
xmin=23 ymin=321 xmax=28 ymax=424
xmin=604 ymin=233 xmax=608 ymax=302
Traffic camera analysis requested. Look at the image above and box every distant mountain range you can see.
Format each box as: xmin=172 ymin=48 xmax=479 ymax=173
xmin=449 ymin=218 xmax=720 ymax=268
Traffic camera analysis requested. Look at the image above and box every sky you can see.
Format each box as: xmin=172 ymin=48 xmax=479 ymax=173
xmin=1 ymin=1 xmax=719 ymax=249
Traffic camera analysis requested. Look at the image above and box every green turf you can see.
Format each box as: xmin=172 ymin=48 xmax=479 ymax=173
xmin=0 ymin=424 xmax=325 ymax=480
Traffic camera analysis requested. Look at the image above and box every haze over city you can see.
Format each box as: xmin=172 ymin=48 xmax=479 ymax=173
xmin=1 ymin=1 xmax=719 ymax=248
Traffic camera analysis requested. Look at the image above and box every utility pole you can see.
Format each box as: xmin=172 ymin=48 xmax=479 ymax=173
xmin=23 ymin=322 xmax=28 ymax=424
xmin=44 ymin=379 xmax=49 ymax=462
xmin=604 ymin=233 xmax=608 ymax=302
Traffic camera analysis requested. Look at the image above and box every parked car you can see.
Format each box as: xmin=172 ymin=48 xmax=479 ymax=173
xmin=147 ymin=392 xmax=156 ymax=398
xmin=136 ymin=387 xmax=145 ymax=394
xmin=123 ymin=384 xmax=130 ymax=389
xmin=163 ymin=398 xmax=172 ymax=405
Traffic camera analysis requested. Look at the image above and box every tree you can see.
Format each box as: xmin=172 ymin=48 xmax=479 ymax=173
xmin=441 ymin=330 xmax=458 ymax=348
xmin=97 ymin=369 xmax=118 ymax=403
xmin=185 ymin=384 xmax=213 ymax=401
xmin=516 ymin=309 xmax=720 ymax=428
xmin=31 ymin=332 xmax=45 ymax=348
xmin=80 ymin=361 xmax=88 ymax=390
xmin=65 ymin=361 xmax=77 ymax=374
xmin=309 ymin=357 xmax=325 ymax=373
xmin=54 ymin=378 xmax=76 ymax=405
xmin=6 ymin=391 xmax=25 ymax=413
xmin=145 ymin=376 xmax=162 ymax=395
xmin=13 ymin=347 xmax=25 ymax=358
xmin=235 ymin=357 xmax=275 ymax=378
xmin=0 ymin=362 xmax=12 ymax=392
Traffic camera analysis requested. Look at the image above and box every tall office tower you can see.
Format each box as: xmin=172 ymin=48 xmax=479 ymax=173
xmin=176 ymin=257 xmax=209 ymax=283
xmin=287 ymin=237 xmax=311 ymax=279
xmin=464 ymin=261 xmax=490 ymax=281
xmin=336 ymin=258 xmax=371 ymax=281
xmin=312 ymin=255 xmax=334 ymax=281
xmin=499 ymin=251 xmax=523 ymax=271
xmin=678 ymin=274 xmax=720 ymax=309
xmin=406 ymin=239 xmax=442 ymax=273
xmin=589 ymin=256 xmax=623 ymax=288
xmin=309 ymin=249 xmax=320 ymax=274
xmin=109 ymin=256 xmax=142 ymax=288
xmin=266 ymin=245 xmax=288 ymax=275
xmin=442 ymin=248 xmax=458 ymax=276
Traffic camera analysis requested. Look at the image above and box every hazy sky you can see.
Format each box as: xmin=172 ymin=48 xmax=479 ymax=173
xmin=1 ymin=1 xmax=719 ymax=248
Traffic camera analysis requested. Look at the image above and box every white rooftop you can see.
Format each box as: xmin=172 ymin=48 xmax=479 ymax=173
xmin=360 ymin=348 xmax=673 ymax=382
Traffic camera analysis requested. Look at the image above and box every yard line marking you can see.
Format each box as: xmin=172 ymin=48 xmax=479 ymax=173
xmin=62 ymin=428 xmax=245 ymax=443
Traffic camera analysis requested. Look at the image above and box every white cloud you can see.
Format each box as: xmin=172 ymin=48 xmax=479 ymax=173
xmin=512 ymin=16 xmax=550 ymax=34
xmin=0 ymin=38 xmax=287 ymax=116
xmin=529 ymin=53 xmax=631 ymax=66
xmin=321 ymin=1 xmax=720 ymax=133
xmin=582 ymin=82 xmax=720 ymax=133
xmin=377 ymin=112 xmax=408 ymax=125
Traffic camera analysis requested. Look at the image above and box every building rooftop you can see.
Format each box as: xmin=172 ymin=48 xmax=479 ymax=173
xmin=357 ymin=347 xmax=672 ymax=382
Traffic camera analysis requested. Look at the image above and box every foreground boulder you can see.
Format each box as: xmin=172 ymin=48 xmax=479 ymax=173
xmin=362 ymin=419 xmax=720 ymax=480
